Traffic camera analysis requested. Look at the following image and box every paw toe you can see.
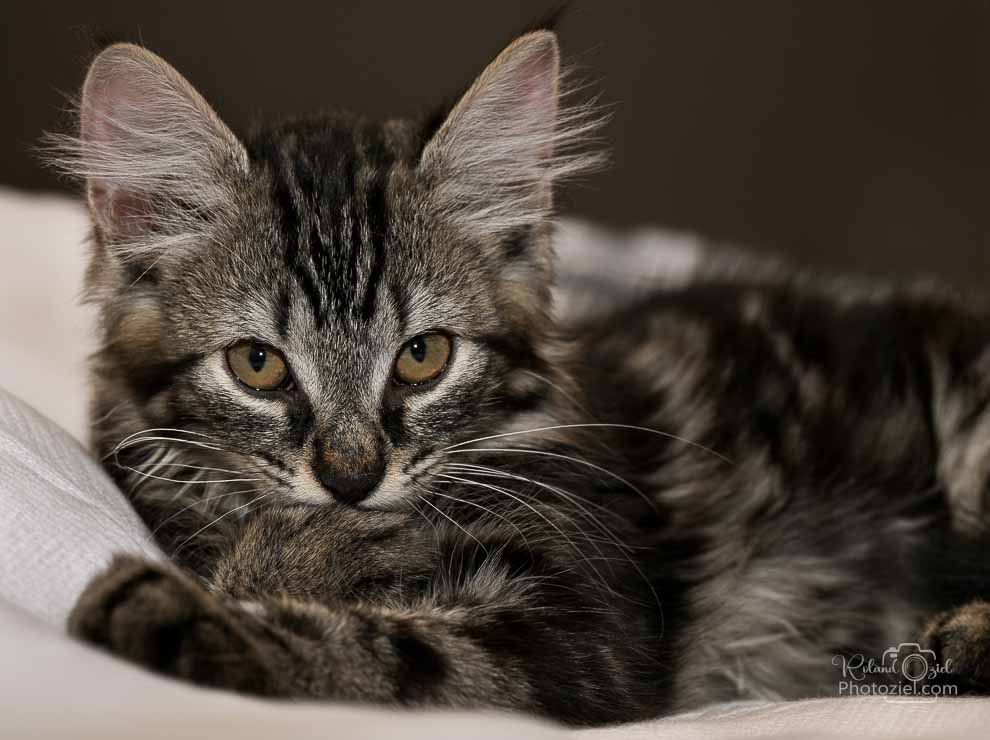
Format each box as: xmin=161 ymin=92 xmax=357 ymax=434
xmin=69 ymin=555 xmax=211 ymax=669
xmin=68 ymin=555 xmax=282 ymax=693
xmin=922 ymin=600 xmax=990 ymax=690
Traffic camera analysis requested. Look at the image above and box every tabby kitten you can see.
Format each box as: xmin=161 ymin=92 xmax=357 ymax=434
xmin=54 ymin=30 xmax=990 ymax=725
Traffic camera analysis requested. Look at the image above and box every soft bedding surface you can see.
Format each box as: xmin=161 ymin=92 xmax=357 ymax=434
xmin=1 ymin=185 xmax=987 ymax=739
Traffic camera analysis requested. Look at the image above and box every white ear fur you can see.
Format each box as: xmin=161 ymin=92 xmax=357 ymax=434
xmin=419 ymin=31 xmax=604 ymax=239
xmin=47 ymin=44 xmax=248 ymax=259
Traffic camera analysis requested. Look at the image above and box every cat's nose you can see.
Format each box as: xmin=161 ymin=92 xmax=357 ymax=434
xmin=312 ymin=439 xmax=386 ymax=506
xmin=316 ymin=465 xmax=385 ymax=505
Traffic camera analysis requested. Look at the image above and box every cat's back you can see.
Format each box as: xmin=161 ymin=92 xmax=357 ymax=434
xmin=576 ymin=273 xmax=990 ymax=521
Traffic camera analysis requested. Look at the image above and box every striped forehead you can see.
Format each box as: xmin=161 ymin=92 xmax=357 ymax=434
xmin=249 ymin=119 xmax=402 ymax=331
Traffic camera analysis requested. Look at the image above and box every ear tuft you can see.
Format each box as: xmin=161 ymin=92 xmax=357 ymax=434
xmin=43 ymin=44 xmax=248 ymax=260
xmin=419 ymin=31 xmax=605 ymax=238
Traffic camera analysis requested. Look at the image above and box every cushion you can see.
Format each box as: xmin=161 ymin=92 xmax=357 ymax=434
xmin=0 ymin=388 xmax=162 ymax=627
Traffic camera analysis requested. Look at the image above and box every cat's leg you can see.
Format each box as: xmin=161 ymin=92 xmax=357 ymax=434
xmin=69 ymin=556 xmax=297 ymax=696
xmin=920 ymin=599 xmax=990 ymax=692
xmin=70 ymin=551 xmax=660 ymax=723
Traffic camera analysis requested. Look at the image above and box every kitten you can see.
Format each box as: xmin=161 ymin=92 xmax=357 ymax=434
xmin=51 ymin=30 xmax=990 ymax=724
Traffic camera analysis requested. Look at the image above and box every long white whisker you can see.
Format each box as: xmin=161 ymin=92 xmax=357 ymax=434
xmin=444 ymin=447 xmax=659 ymax=512
xmin=107 ymin=427 xmax=214 ymax=458
xmin=441 ymin=467 xmax=664 ymax=631
xmin=114 ymin=435 xmax=227 ymax=453
xmin=120 ymin=468 xmax=262 ymax=486
xmin=444 ymin=462 xmax=636 ymax=565
xmin=422 ymin=485 xmax=532 ymax=549
xmin=519 ymin=370 xmax=597 ymax=420
xmin=91 ymin=401 xmax=127 ymax=426
xmin=416 ymin=494 xmax=489 ymax=555
xmin=445 ymin=462 xmax=629 ymax=527
xmin=148 ymin=486 xmax=261 ymax=539
xmin=173 ymin=490 xmax=276 ymax=553
xmin=127 ymin=461 xmax=273 ymax=476
xmin=114 ymin=427 xmax=213 ymax=444
xmin=438 ymin=472 xmax=628 ymax=603
xmin=443 ymin=423 xmax=732 ymax=464
xmin=106 ymin=435 xmax=228 ymax=464
xmin=407 ymin=497 xmax=443 ymax=547
xmin=436 ymin=472 xmax=591 ymax=559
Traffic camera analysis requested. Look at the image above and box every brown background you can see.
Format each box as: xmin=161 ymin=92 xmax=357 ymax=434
xmin=2 ymin=1 xmax=989 ymax=286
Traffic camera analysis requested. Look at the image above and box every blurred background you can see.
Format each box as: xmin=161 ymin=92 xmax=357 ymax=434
xmin=2 ymin=1 xmax=989 ymax=286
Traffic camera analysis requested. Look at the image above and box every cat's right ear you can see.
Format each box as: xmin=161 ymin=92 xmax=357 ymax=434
xmin=52 ymin=44 xmax=248 ymax=257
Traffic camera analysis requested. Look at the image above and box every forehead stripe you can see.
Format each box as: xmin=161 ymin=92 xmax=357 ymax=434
xmin=270 ymin=141 xmax=327 ymax=327
xmin=361 ymin=166 xmax=392 ymax=321
xmin=255 ymin=119 xmax=405 ymax=329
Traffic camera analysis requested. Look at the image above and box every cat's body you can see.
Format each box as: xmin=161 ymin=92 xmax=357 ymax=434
xmin=54 ymin=31 xmax=990 ymax=725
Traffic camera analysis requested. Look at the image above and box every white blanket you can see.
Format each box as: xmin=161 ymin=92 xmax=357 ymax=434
xmin=1 ymin=186 xmax=987 ymax=738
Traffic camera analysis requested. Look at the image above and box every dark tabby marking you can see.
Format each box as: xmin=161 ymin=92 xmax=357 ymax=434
xmin=48 ymin=28 xmax=990 ymax=725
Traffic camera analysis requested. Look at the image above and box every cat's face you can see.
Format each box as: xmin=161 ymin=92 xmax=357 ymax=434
xmin=117 ymin=134 xmax=551 ymax=509
xmin=57 ymin=32 xmax=599 ymax=509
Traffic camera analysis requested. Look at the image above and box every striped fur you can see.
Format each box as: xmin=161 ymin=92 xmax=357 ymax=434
xmin=50 ymin=31 xmax=990 ymax=724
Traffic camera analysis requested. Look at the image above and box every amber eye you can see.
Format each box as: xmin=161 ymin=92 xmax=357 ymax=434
xmin=394 ymin=333 xmax=452 ymax=385
xmin=226 ymin=341 xmax=290 ymax=391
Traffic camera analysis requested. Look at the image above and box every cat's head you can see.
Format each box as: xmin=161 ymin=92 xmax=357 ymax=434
xmin=51 ymin=31 xmax=601 ymax=509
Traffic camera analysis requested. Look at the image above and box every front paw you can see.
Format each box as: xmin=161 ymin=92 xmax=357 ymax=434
xmin=921 ymin=600 xmax=990 ymax=693
xmin=69 ymin=555 xmax=285 ymax=695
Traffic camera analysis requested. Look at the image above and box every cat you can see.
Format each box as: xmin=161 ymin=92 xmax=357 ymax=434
xmin=49 ymin=28 xmax=990 ymax=725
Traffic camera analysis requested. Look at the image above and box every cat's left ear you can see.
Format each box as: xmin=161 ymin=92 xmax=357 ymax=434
xmin=419 ymin=31 xmax=601 ymax=239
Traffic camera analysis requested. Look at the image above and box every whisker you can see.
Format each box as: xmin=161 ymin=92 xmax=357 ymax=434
xmin=519 ymin=370 xmax=597 ymax=420
xmin=91 ymin=401 xmax=127 ymax=426
xmin=114 ymin=427 xmax=214 ymax=443
xmin=148 ymin=486 xmax=261 ymax=539
xmin=416 ymin=494 xmax=489 ymax=555
xmin=420 ymin=484 xmax=532 ymax=549
xmin=444 ymin=446 xmax=659 ymax=513
xmin=447 ymin=463 xmax=626 ymax=555
xmin=440 ymin=472 xmax=634 ymax=605
xmin=436 ymin=471 xmax=600 ymax=569
xmin=106 ymin=427 xmax=214 ymax=457
xmin=407 ymin=497 xmax=443 ymax=546
xmin=443 ymin=462 xmax=640 ymax=568
xmin=112 ymin=435 xmax=226 ymax=455
xmin=173 ymin=490 xmax=276 ymax=554
xmin=126 ymin=461 xmax=275 ymax=477
xmin=444 ymin=462 xmax=630 ymax=528
xmin=115 ymin=443 xmax=283 ymax=475
xmin=443 ymin=423 xmax=732 ymax=464
xmin=439 ymin=467 xmax=664 ymax=632
xmin=118 ymin=465 xmax=263 ymax=486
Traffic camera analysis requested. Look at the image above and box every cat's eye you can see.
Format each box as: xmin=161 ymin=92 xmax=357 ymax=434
xmin=226 ymin=341 xmax=291 ymax=392
xmin=393 ymin=333 xmax=452 ymax=386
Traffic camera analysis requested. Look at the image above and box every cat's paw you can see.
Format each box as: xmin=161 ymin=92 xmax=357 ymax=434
xmin=69 ymin=555 xmax=284 ymax=695
xmin=921 ymin=600 xmax=990 ymax=693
